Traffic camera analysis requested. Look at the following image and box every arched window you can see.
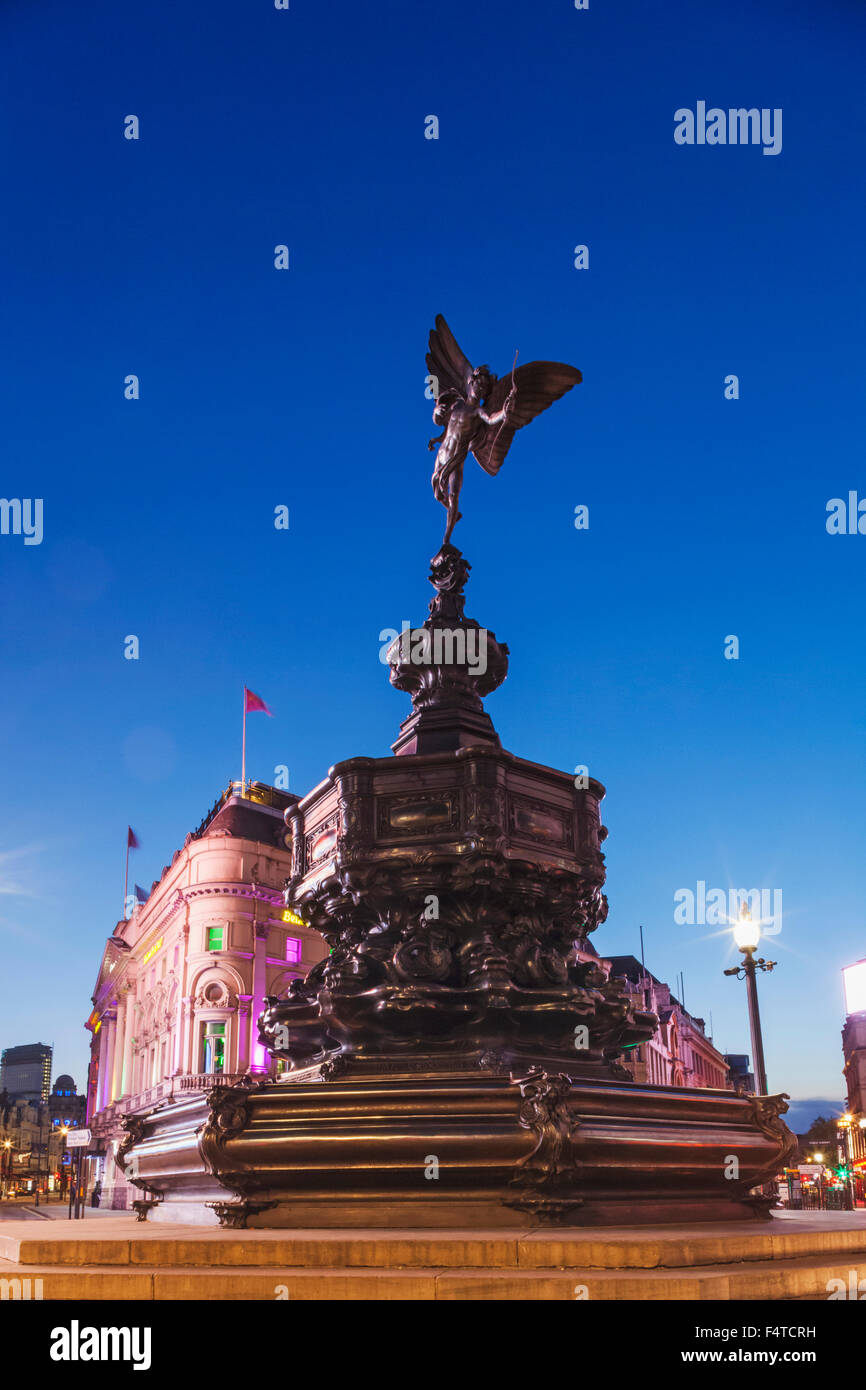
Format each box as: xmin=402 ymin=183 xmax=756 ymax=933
xmin=201 ymin=1020 xmax=226 ymax=1074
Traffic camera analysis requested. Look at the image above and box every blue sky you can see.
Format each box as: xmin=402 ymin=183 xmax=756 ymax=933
xmin=1 ymin=0 xmax=863 ymax=1122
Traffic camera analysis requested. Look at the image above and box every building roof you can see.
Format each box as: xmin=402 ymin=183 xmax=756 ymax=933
xmin=0 ymin=1042 xmax=52 ymax=1063
xmin=607 ymin=955 xmax=660 ymax=987
xmin=607 ymin=956 xmax=711 ymax=1036
xmin=131 ymin=782 xmax=299 ymax=908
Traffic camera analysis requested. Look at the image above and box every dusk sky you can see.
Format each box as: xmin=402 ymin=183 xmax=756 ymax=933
xmin=1 ymin=0 xmax=863 ymax=1124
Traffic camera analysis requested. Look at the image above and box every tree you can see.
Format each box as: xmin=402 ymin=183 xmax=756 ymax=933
xmin=803 ymin=1115 xmax=838 ymax=1146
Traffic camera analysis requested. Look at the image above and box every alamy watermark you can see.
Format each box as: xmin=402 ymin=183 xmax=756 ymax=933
xmin=826 ymin=492 xmax=866 ymax=535
xmin=378 ymin=622 xmax=488 ymax=677
xmin=674 ymin=103 xmax=782 ymax=156
xmin=674 ymin=882 xmax=782 ymax=935
xmin=0 ymin=498 xmax=42 ymax=545
xmin=1 ymin=1277 xmax=43 ymax=1300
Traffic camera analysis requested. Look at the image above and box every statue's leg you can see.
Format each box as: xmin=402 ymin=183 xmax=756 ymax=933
xmin=443 ymin=467 xmax=463 ymax=544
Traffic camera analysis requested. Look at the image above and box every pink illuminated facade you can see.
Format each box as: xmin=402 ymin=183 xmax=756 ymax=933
xmin=85 ymin=782 xmax=328 ymax=1209
xmin=605 ymin=955 xmax=731 ymax=1091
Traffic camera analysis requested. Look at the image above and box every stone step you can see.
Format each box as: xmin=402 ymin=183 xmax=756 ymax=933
xmin=1 ymin=1250 xmax=864 ymax=1300
xmin=2 ymin=1215 xmax=866 ymax=1272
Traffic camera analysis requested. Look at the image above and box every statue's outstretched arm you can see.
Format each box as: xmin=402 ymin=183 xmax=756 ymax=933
xmin=479 ymin=389 xmax=516 ymax=427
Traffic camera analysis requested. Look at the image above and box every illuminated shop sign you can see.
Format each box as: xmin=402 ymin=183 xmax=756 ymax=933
xmin=843 ymin=959 xmax=866 ymax=1016
xmin=142 ymin=936 xmax=164 ymax=966
xmin=282 ymin=909 xmax=306 ymax=928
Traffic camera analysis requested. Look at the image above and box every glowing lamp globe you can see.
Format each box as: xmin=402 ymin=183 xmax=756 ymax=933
xmin=733 ymin=904 xmax=761 ymax=951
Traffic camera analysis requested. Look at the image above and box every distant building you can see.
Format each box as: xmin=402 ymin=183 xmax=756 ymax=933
xmin=46 ymin=1075 xmax=87 ymax=1132
xmin=724 ymin=1053 xmax=756 ymax=1095
xmin=85 ymin=781 xmax=328 ymax=1209
xmin=0 ymin=1042 xmax=53 ymax=1102
xmin=605 ymin=955 xmax=731 ymax=1090
xmin=0 ymin=1091 xmax=67 ymax=1194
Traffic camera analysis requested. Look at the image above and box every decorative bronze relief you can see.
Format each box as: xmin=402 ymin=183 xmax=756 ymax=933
xmin=304 ymin=815 xmax=340 ymax=869
xmin=509 ymin=797 xmax=569 ymax=847
xmin=377 ymin=793 xmax=460 ymax=838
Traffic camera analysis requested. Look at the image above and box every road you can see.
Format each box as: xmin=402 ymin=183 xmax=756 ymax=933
xmin=0 ymin=1203 xmax=50 ymax=1220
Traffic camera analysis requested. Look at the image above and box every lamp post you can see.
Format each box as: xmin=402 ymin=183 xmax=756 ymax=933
xmin=836 ymin=1113 xmax=855 ymax=1211
xmin=724 ymin=903 xmax=776 ymax=1096
xmin=58 ymin=1127 xmax=68 ymax=1206
xmin=1 ymin=1139 xmax=11 ymax=1198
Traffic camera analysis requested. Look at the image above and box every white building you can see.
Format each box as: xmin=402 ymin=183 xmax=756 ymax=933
xmin=85 ymin=781 xmax=328 ymax=1209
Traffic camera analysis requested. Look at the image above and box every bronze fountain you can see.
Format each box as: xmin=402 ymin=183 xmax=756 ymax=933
xmin=117 ymin=316 xmax=796 ymax=1228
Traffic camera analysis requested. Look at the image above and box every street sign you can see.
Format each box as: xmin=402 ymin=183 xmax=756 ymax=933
xmin=65 ymin=1129 xmax=92 ymax=1148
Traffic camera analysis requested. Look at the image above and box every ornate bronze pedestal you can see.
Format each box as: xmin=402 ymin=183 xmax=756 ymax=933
xmin=119 ymin=542 xmax=796 ymax=1228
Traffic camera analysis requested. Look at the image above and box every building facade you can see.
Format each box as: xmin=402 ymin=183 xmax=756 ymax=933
xmin=85 ymin=781 xmax=328 ymax=1209
xmin=605 ymin=955 xmax=732 ymax=1090
xmin=47 ymin=1075 xmax=87 ymax=1131
xmin=841 ymin=977 xmax=866 ymax=1183
xmin=0 ymin=1094 xmax=67 ymax=1196
xmin=0 ymin=1042 xmax=53 ymax=1102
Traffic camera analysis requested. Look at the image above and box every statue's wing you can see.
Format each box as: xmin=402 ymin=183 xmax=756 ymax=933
xmin=472 ymin=360 xmax=582 ymax=476
xmin=426 ymin=315 xmax=473 ymax=399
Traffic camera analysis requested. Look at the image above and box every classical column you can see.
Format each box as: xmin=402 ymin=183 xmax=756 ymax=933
xmin=99 ymin=1014 xmax=117 ymax=1111
xmin=236 ymin=996 xmax=253 ymax=1072
xmin=111 ymin=997 xmax=126 ymax=1102
xmin=96 ymin=1021 xmax=109 ymax=1115
xmin=172 ymin=989 xmax=184 ymax=1074
xmin=120 ymin=993 xmax=136 ymax=1098
xmin=85 ymin=1051 xmax=98 ymax=1124
xmin=180 ymin=996 xmax=195 ymax=1075
xmin=252 ymin=921 xmax=270 ymax=1071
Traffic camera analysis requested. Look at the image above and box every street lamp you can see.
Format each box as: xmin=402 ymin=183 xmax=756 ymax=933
xmin=59 ymin=1128 xmax=68 ymax=1202
xmin=836 ymin=1113 xmax=856 ymax=1209
xmin=724 ymin=902 xmax=776 ymax=1096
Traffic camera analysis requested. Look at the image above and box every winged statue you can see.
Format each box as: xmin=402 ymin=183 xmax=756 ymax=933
xmin=426 ymin=314 xmax=582 ymax=544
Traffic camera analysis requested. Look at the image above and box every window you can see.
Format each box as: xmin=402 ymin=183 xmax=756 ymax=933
xmin=201 ymin=1021 xmax=226 ymax=1074
xmin=207 ymin=926 xmax=224 ymax=951
xmin=286 ymin=936 xmax=302 ymax=964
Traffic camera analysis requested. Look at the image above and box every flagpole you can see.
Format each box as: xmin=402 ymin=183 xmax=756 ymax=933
xmin=123 ymin=839 xmax=130 ymax=922
xmin=241 ymin=686 xmax=247 ymax=795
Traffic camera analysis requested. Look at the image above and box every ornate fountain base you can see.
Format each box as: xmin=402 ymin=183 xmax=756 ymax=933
xmin=117 ymin=541 xmax=796 ymax=1230
xmin=122 ymin=1065 xmax=795 ymax=1230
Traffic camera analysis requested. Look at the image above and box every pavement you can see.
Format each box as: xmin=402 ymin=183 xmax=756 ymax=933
xmin=0 ymin=1201 xmax=128 ymax=1221
xmin=1 ymin=1207 xmax=864 ymax=1299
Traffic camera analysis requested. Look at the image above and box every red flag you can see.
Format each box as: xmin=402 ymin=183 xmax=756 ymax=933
xmin=127 ymin=826 xmax=139 ymax=849
xmin=244 ymin=687 xmax=272 ymax=716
